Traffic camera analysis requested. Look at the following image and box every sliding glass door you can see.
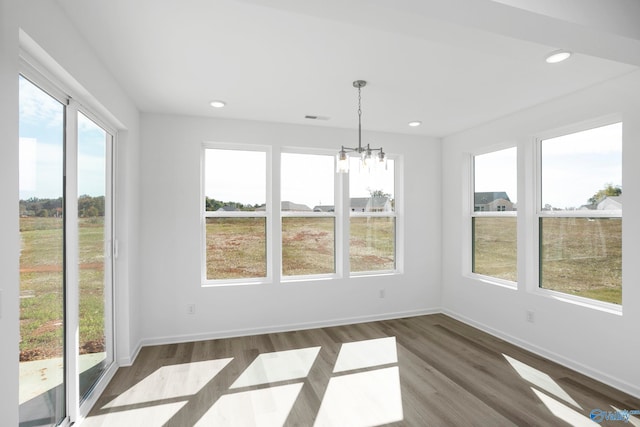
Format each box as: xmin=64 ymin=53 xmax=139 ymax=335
xmin=77 ymin=111 xmax=114 ymax=402
xmin=19 ymin=72 xmax=115 ymax=426
xmin=18 ymin=75 xmax=66 ymax=427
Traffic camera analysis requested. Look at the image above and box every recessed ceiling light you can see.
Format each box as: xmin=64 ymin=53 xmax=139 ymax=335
xmin=210 ymin=100 xmax=226 ymax=108
xmin=408 ymin=121 xmax=422 ymax=127
xmin=545 ymin=50 xmax=572 ymax=64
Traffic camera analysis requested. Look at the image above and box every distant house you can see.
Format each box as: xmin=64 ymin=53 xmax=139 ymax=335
xmin=313 ymin=205 xmax=334 ymax=212
xmin=311 ymin=196 xmax=393 ymax=213
xmin=281 ymin=201 xmax=312 ymax=212
xmin=597 ymin=196 xmax=622 ymax=211
xmin=256 ymin=201 xmax=312 ymax=212
xmin=350 ymin=196 xmax=392 ymax=212
xmin=578 ymin=204 xmax=596 ymax=211
xmin=579 ymin=196 xmax=623 ymax=211
xmin=474 ymin=191 xmax=515 ymax=212
xmin=216 ymin=205 xmax=237 ymax=212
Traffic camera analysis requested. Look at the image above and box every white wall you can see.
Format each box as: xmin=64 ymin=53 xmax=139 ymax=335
xmin=442 ymin=70 xmax=640 ymax=397
xmin=0 ymin=0 xmax=20 ymax=424
xmin=138 ymin=114 xmax=442 ymax=345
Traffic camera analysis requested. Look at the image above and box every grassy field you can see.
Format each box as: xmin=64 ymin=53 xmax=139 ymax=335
xmin=473 ymin=217 xmax=517 ymax=282
xmin=350 ymin=217 xmax=395 ymax=272
xmin=20 ymin=217 xmax=106 ymax=361
xmin=206 ymin=216 xmax=396 ymax=279
xmin=473 ymin=217 xmax=621 ymax=304
xmin=282 ymin=217 xmax=334 ymax=276
xmin=206 ymin=217 xmax=267 ymax=279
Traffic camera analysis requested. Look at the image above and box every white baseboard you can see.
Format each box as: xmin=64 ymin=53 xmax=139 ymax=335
xmin=131 ymin=308 xmax=439 ymax=361
xmin=441 ymin=308 xmax=640 ymax=399
xmin=117 ymin=341 xmax=142 ymax=367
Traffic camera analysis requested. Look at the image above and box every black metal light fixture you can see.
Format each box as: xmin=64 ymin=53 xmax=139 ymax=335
xmin=336 ymin=80 xmax=386 ymax=173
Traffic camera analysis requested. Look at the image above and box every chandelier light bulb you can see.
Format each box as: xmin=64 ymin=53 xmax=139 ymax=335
xmin=336 ymin=149 xmax=349 ymax=173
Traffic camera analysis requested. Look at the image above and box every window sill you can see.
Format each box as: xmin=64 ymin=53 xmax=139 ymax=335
xmin=533 ymin=288 xmax=622 ymax=316
xmin=466 ymin=273 xmax=518 ymax=290
xmin=202 ymin=278 xmax=272 ymax=288
xmin=350 ymin=270 xmax=400 ymax=278
xmin=281 ymin=274 xmax=338 ymax=283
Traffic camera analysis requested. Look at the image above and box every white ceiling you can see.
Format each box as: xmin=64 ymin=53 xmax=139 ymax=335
xmin=55 ymin=0 xmax=639 ymax=137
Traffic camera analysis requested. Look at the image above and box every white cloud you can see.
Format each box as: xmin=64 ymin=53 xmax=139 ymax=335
xmin=19 ymin=138 xmax=37 ymax=192
xmin=542 ymin=122 xmax=622 ymax=156
xmin=19 ymin=76 xmax=64 ymax=128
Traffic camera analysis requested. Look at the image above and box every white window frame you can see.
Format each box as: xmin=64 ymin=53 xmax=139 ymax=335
xmin=280 ymin=148 xmax=340 ymax=282
xmin=348 ymin=154 xmax=402 ymax=277
xmin=533 ymin=116 xmax=623 ymax=313
xmin=466 ymin=146 xmax=518 ymax=288
xmin=201 ymin=143 xmax=273 ymax=286
xmin=200 ymin=145 xmax=403 ymax=283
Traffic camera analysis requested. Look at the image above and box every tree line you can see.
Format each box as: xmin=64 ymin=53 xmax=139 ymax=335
xmin=205 ymin=197 xmax=262 ymax=211
xmin=20 ymin=195 xmax=105 ymax=218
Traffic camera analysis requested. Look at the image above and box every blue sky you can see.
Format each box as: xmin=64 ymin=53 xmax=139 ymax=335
xmin=19 ymin=76 xmax=107 ymax=200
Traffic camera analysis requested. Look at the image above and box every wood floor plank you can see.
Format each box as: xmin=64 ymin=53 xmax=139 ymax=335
xmin=83 ymin=315 xmax=640 ymax=427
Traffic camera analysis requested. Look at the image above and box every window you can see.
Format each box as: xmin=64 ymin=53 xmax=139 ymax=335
xmin=349 ymin=158 xmax=396 ymax=273
xmin=538 ymin=122 xmax=622 ymax=305
xmin=472 ymin=147 xmax=517 ymax=282
xmin=281 ymin=152 xmax=335 ymax=277
xmin=202 ymin=146 xmax=402 ymax=283
xmin=203 ymin=147 xmax=269 ymax=282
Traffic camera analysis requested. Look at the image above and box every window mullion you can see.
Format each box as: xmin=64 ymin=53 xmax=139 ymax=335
xmin=271 ymin=147 xmax=280 ymax=284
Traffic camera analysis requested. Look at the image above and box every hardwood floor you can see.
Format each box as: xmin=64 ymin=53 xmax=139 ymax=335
xmin=83 ymin=314 xmax=640 ymax=426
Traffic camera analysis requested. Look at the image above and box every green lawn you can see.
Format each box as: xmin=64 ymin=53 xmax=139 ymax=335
xmin=473 ymin=217 xmax=517 ymax=282
xmin=473 ymin=216 xmax=621 ymax=304
xmin=20 ymin=217 xmax=106 ymax=361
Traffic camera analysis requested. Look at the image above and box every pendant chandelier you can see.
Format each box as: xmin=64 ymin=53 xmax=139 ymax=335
xmin=336 ymin=80 xmax=386 ymax=173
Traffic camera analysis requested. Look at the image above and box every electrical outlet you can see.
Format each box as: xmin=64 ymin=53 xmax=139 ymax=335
xmin=526 ymin=310 xmax=535 ymax=323
xmin=379 ymin=289 xmax=386 ymax=299
xmin=187 ymin=304 xmax=196 ymax=315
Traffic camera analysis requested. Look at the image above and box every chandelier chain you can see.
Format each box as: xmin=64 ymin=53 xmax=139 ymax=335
xmin=357 ymin=85 xmax=362 ymax=150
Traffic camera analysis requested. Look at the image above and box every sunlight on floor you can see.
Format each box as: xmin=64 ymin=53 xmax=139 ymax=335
xmin=503 ymin=354 xmax=581 ymax=408
xmin=230 ymin=347 xmax=320 ymax=389
xmin=531 ymin=388 xmax=598 ymax=426
xmin=83 ymin=402 xmax=187 ymax=426
xmin=315 ymin=366 xmax=403 ymax=427
xmin=195 ymin=382 xmax=304 ymax=427
xmin=333 ymin=336 xmax=397 ymax=373
xmin=103 ymin=358 xmax=233 ymax=409
xmin=88 ymin=338 xmax=406 ymax=426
